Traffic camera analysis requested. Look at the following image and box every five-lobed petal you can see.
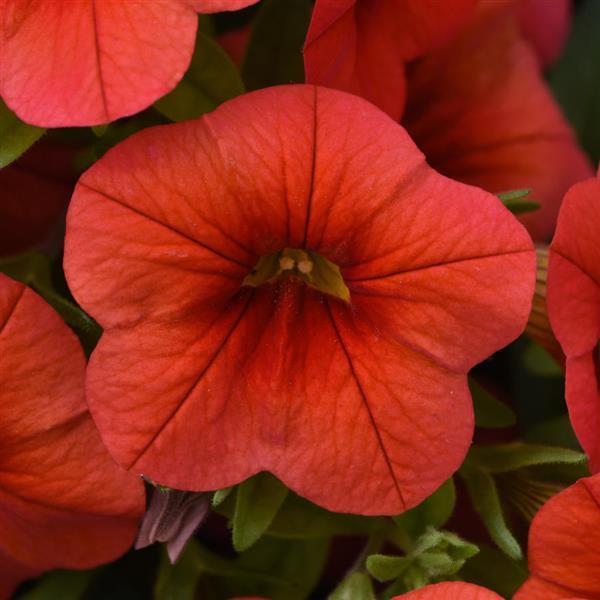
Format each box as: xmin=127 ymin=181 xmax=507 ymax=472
xmin=0 ymin=0 xmax=258 ymax=127
xmin=515 ymin=475 xmax=600 ymax=599
xmin=64 ymin=85 xmax=535 ymax=515
xmin=547 ymin=171 xmax=600 ymax=472
xmin=0 ymin=273 xmax=145 ymax=598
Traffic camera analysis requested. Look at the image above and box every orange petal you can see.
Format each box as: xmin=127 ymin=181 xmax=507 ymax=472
xmin=547 ymin=174 xmax=600 ymax=471
xmin=0 ymin=552 xmax=39 ymax=600
xmin=0 ymin=274 xmax=144 ymax=577
xmin=515 ymin=476 xmax=600 ymax=598
xmin=184 ymin=0 xmax=258 ymax=10
xmin=404 ymin=4 xmax=592 ymax=242
xmin=0 ymin=0 xmax=198 ymax=126
xmin=304 ymin=0 xmax=475 ymax=120
xmin=395 ymin=581 xmax=502 ymax=599
xmin=518 ymin=0 xmax=572 ymax=67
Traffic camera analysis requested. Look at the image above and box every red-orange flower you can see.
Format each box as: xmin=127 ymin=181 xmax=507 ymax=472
xmin=303 ymin=0 xmax=476 ymax=121
xmin=395 ymin=582 xmax=502 ymax=599
xmin=0 ymin=0 xmax=258 ymax=127
xmin=547 ymin=171 xmax=600 ymax=472
xmin=0 ymin=273 xmax=144 ymax=599
xmin=304 ymin=1 xmax=592 ymax=241
xmin=64 ymin=85 xmax=535 ymax=515
xmin=515 ymin=475 xmax=600 ymax=599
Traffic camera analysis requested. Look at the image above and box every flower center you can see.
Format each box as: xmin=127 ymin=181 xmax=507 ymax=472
xmin=242 ymin=248 xmax=350 ymax=303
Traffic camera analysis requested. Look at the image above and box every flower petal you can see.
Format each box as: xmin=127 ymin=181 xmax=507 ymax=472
xmin=515 ymin=476 xmax=600 ymax=599
xmin=304 ymin=0 xmax=475 ymax=120
xmin=0 ymin=274 xmax=144 ymax=572
xmin=0 ymin=551 xmax=39 ymax=600
xmin=404 ymin=4 xmax=592 ymax=241
xmin=184 ymin=0 xmax=258 ymax=10
xmin=547 ymin=174 xmax=600 ymax=471
xmin=0 ymin=0 xmax=197 ymax=126
xmin=396 ymin=581 xmax=502 ymax=599
xmin=518 ymin=0 xmax=572 ymax=67
xmin=84 ymin=283 xmax=472 ymax=514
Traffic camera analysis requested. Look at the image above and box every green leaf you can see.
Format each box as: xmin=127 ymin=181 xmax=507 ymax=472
xmin=232 ymin=472 xmax=289 ymax=552
xmin=174 ymin=539 xmax=291 ymax=586
xmin=18 ymin=569 xmax=94 ymax=600
xmin=522 ymin=341 xmax=562 ymax=377
xmin=265 ymin=492 xmax=375 ymax=539
xmin=496 ymin=188 xmax=532 ymax=202
xmin=330 ymin=572 xmax=376 ymax=600
xmin=91 ymin=124 xmax=108 ymax=137
xmin=155 ymin=546 xmax=201 ymax=600
xmin=212 ymin=486 xmax=234 ymax=507
xmin=233 ymin=537 xmax=329 ymax=600
xmin=460 ymin=544 xmax=527 ymax=598
xmin=393 ymin=478 xmax=456 ymax=538
xmin=459 ymin=466 xmax=522 ymax=560
xmin=525 ymin=415 xmax=582 ymax=450
xmin=372 ymin=529 xmax=479 ymax=593
xmin=468 ymin=443 xmax=587 ymax=474
xmin=549 ymin=0 xmax=600 ymax=163
xmin=0 ymin=252 xmax=102 ymax=353
xmin=470 ymin=379 xmax=516 ymax=428
xmin=366 ymin=555 xmax=410 ymax=583
xmin=155 ymin=32 xmax=245 ymax=122
xmin=0 ymin=98 xmax=45 ymax=169
xmin=497 ymin=189 xmax=539 ymax=215
xmin=242 ymin=0 xmax=312 ymax=90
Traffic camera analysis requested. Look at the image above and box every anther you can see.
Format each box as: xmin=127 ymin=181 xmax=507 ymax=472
xmin=297 ymin=259 xmax=313 ymax=274
xmin=279 ymin=256 xmax=295 ymax=271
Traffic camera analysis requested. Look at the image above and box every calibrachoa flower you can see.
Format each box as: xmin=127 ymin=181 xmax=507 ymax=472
xmin=547 ymin=171 xmax=600 ymax=472
xmin=305 ymin=1 xmax=592 ymax=241
xmin=64 ymin=85 xmax=535 ymax=515
xmin=395 ymin=582 xmax=502 ymax=599
xmin=0 ymin=0 xmax=258 ymax=127
xmin=514 ymin=475 xmax=600 ymax=599
xmin=303 ymin=0 xmax=476 ymax=121
xmin=0 ymin=274 xmax=144 ymax=599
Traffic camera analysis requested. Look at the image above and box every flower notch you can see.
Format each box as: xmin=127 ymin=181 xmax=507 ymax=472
xmin=243 ymin=248 xmax=350 ymax=303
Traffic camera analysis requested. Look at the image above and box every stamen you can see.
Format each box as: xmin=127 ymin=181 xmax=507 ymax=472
xmin=279 ymin=256 xmax=295 ymax=271
xmin=297 ymin=259 xmax=313 ymax=274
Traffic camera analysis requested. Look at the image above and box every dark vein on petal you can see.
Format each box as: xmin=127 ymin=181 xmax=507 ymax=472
xmin=346 ymin=248 xmax=531 ymax=282
xmin=325 ymin=299 xmax=406 ymax=510
xmin=90 ymin=0 xmax=109 ymax=120
xmin=551 ymin=248 xmax=600 ymax=290
xmin=0 ymin=287 xmax=25 ymax=340
xmin=304 ymin=3 xmax=354 ymax=49
xmin=302 ymin=86 xmax=319 ymax=247
xmin=78 ymin=181 xmax=252 ymax=269
xmin=128 ymin=293 xmax=254 ymax=469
